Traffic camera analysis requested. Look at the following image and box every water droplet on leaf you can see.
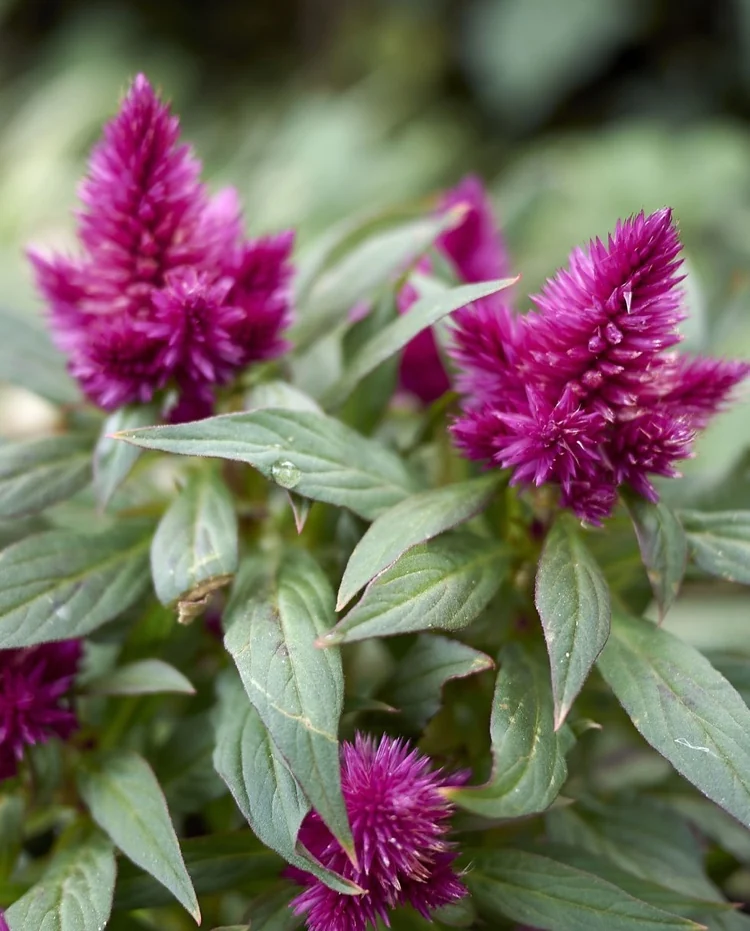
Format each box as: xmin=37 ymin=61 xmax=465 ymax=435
xmin=271 ymin=459 xmax=301 ymax=489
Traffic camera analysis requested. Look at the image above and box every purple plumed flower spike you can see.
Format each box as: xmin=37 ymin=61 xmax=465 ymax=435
xmin=29 ymin=74 xmax=294 ymax=417
xmin=451 ymin=207 xmax=750 ymax=524
xmin=288 ymin=733 xmax=468 ymax=931
xmin=0 ymin=641 xmax=82 ymax=781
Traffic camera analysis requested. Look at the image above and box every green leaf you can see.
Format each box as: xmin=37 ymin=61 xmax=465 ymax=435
xmin=291 ymin=212 xmax=462 ymax=353
xmin=0 ymin=308 xmax=79 ymax=405
xmin=337 ymin=474 xmax=501 ymax=609
xmin=213 ymin=672 xmax=360 ymax=894
xmin=0 ymin=521 xmax=152 ymax=648
xmin=321 ymin=277 xmax=517 ymax=407
xmin=324 ymin=532 xmax=507 ymax=645
xmin=85 ymin=659 xmax=195 ymax=696
xmin=467 ymin=848 xmax=702 ymax=931
xmin=246 ymin=380 xmax=323 ymax=414
xmin=244 ymin=886 xmax=302 ymax=931
xmin=0 ymin=434 xmax=91 ymax=519
xmin=382 ymin=634 xmax=494 ymax=730
xmin=113 ymin=832 xmax=280 ymax=911
xmin=534 ymin=844 xmax=729 ymax=920
xmin=535 ymin=519 xmax=611 ymax=729
xmin=224 ymin=552 xmax=353 ymax=860
xmin=116 ymin=408 xmax=420 ymax=521
xmin=668 ymin=793 xmax=750 ymax=867
xmin=446 ymin=643 xmax=569 ymax=818
xmin=77 ymin=750 xmax=199 ymax=922
xmin=679 ymin=510 xmax=750 ymax=585
xmin=625 ymin=496 xmax=687 ymax=620
xmin=598 ymin=612 xmax=750 ymax=830
xmin=150 ymin=470 xmax=238 ymax=620
xmin=0 ymin=795 xmax=24 ymax=878
xmin=94 ymin=405 xmax=158 ymax=508
xmin=5 ymin=833 xmax=116 ymax=931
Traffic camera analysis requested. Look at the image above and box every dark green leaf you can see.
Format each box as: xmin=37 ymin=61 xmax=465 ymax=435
xmin=85 ymin=659 xmax=195 ymax=696
xmin=679 ymin=510 xmax=750 ymax=584
xmin=625 ymin=496 xmax=687 ymax=619
xmin=224 ymin=552 xmax=353 ymax=859
xmin=0 ymin=796 xmax=24 ymax=877
xmin=113 ymin=833 xmax=280 ymax=911
xmin=446 ymin=644 xmax=569 ymax=818
xmin=213 ymin=672 xmax=360 ymax=893
xmin=5 ymin=833 xmax=116 ymax=931
xmin=382 ymin=634 xmax=494 ymax=730
xmin=598 ymin=613 xmax=750 ymax=830
xmin=321 ymin=277 xmax=517 ymax=407
xmin=0 ymin=434 xmax=91 ymax=519
xmin=77 ymin=750 xmax=199 ymax=921
xmin=535 ymin=519 xmax=611 ymax=729
xmin=708 ymin=653 xmax=750 ymax=707
xmin=467 ymin=848 xmax=702 ymax=931
xmin=244 ymin=885 xmax=302 ymax=931
xmin=324 ymin=532 xmax=507 ymax=645
xmin=117 ymin=408 xmax=420 ymax=521
xmin=291 ymin=212 xmax=461 ymax=352
xmin=669 ymin=793 xmax=750 ymax=867
xmin=154 ymin=712 xmax=225 ymax=814
xmin=337 ymin=474 xmax=501 ymax=609
xmin=0 ymin=521 xmax=152 ymax=648
xmin=150 ymin=470 xmax=238 ymax=618
xmin=0 ymin=308 xmax=79 ymax=405
xmin=93 ymin=405 xmax=158 ymax=508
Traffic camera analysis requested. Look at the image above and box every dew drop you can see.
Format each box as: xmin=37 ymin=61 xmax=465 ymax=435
xmin=271 ymin=459 xmax=301 ymax=489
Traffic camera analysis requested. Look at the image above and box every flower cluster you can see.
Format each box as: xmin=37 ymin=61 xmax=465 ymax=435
xmin=0 ymin=641 xmax=82 ymax=780
xmin=398 ymin=175 xmax=510 ymax=404
xmin=452 ymin=208 xmax=750 ymax=523
xmin=287 ymin=733 xmax=467 ymax=931
xmin=30 ymin=75 xmax=294 ymax=420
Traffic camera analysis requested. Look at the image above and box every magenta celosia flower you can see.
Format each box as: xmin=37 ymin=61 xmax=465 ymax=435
xmin=30 ymin=74 xmax=293 ymax=417
xmin=0 ymin=641 xmax=82 ymax=780
xmin=287 ymin=733 xmax=468 ymax=931
xmin=398 ymin=176 xmax=511 ymax=404
xmin=452 ymin=209 xmax=750 ymax=524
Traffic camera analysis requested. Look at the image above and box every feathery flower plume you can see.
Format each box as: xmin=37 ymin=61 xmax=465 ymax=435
xmin=398 ymin=176 xmax=511 ymax=404
xmin=30 ymin=75 xmax=293 ymax=417
xmin=0 ymin=641 xmax=82 ymax=780
xmin=287 ymin=733 xmax=468 ymax=931
xmin=452 ymin=209 xmax=750 ymax=523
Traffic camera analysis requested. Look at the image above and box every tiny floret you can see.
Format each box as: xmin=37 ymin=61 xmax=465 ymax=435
xmin=452 ymin=209 xmax=750 ymax=523
xmin=29 ymin=74 xmax=293 ymax=417
xmin=0 ymin=641 xmax=82 ymax=780
xmin=287 ymin=733 xmax=468 ymax=931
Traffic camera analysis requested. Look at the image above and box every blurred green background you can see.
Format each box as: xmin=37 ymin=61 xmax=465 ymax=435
xmin=4 ymin=0 xmax=750 ymax=490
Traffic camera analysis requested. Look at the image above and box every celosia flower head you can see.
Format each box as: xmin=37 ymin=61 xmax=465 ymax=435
xmin=288 ymin=733 xmax=467 ymax=931
xmin=0 ymin=641 xmax=82 ymax=780
xmin=452 ymin=209 xmax=750 ymax=523
xmin=30 ymin=75 xmax=293 ymax=417
xmin=398 ymin=176 xmax=511 ymax=404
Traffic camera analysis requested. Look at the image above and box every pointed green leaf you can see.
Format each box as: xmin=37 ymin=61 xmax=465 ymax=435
xmin=5 ymin=833 xmax=116 ymax=931
xmin=150 ymin=470 xmax=238 ymax=617
xmin=213 ymin=672 xmax=360 ymax=894
xmin=85 ymin=659 xmax=195 ymax=696
xmin=325 ymin=532 xmax=507 ymax=645
xmin=113 ymin=833 xmax=280 ymax=911
xmin=78 ymin=750 xmax=199 ymax=921
xmin=598 ymin=612 xmax=750 ymax=830
xmin=292 ymin=211 xmax=462 ymax=352
xmin=0 ymin=521 xmax=152 ymax=648
xmin=447 ymin=644 xmax=570 ymax=818
xmin=382 ymin=634 xmax=494 ymax=730
xmin=679 ymin=510 xmax=750 ymax=584
xmin=321 ymin=276 xmax=517 ymax=407
xmin=116 ymin=408 xmax=420 ymax=521
xmin=467 ymin=848 xmax=702 ymax=931
xmin=337 ymin=474 xmax=501 ymax=609
xmin=0 ymin=434 xmax=91 ymax=519
xmin=94 ymin=404 xmax=158 ymax=507
xmin=224 ymin=553 xmax=353 ymax=859
xmin=626 ymin=495 xmax=687 ymax=618
xmin=535 ymin=519 xmax=611 ymax=729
